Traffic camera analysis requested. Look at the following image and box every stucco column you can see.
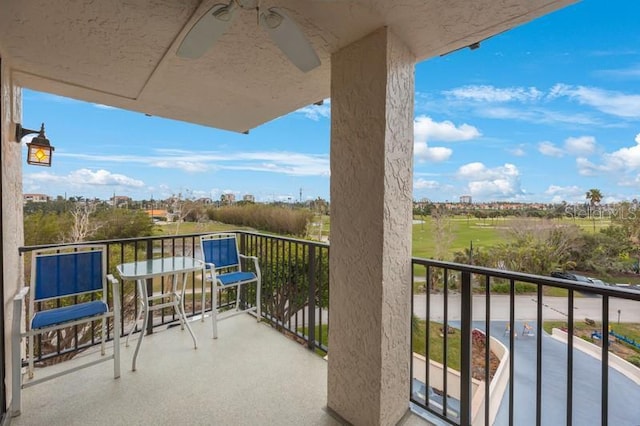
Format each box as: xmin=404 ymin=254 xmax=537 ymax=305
xmin=1 ymin=58 xmax=24 ymax=413
xmin=327 ymin=28 xmax=415 ymax=425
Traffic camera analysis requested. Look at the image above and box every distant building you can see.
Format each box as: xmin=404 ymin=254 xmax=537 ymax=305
xmin=243 ymin=194 xmax=255 ymax=203
xmin=145 ymin=209 xmax=169 ymax=221
xmin=460 ymin=195 xmax=472 ymax=204
xmin=221 ymin=193 xmax=236 ymax=205
xmin=23 ymin=193 xmax=50 ymax=203
xmin=195 ymin=197 xmax=213 ymax=205
xmin=110 ymin=195 xmax=131 ymax=207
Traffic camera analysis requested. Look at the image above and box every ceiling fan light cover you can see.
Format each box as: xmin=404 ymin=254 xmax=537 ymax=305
xmin=177 ymin=3 xmax=235 ymax=59
xmin=259 ymin=8 xmax=320 ymax=73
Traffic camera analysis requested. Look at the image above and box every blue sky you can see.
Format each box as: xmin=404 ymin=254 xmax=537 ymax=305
xmin=22 ymin=0 xmax=640 ymax=204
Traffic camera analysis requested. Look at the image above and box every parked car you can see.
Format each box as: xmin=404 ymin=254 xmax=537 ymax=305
xmin=550 ymin=271 xmax=609 ymax=293
xmin=550 ymin=271 xmax=592 ymax=283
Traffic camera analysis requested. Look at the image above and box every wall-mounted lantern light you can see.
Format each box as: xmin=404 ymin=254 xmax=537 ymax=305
xmin=15 ymin=123 xmax=55 ymax=167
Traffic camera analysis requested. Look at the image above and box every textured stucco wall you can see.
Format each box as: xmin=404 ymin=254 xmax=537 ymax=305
xmin=1 ymin=58 xmax=24 ymax=411
xmin=327 ymin=27 xmax=415 ymax=425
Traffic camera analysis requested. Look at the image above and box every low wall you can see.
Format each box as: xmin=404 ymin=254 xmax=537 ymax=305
xmin=485 ymin=334 xmax=509 ymax=426
xmin=551 ymin=328 xmax=640 ymax=386
xmin=412 ymin=330 xmax=510 ymax=425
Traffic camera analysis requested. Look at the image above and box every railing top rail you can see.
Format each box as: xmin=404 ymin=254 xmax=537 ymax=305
xmin=413 ymin=256 xmax=640 ymax=301
xmin=19 ymin=229 xmax=329 ymax=254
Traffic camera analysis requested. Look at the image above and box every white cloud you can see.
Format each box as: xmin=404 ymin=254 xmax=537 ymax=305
xmin=94 ymin=104 xmax=117 ymax=110
xmin=564 ymin=136 xmax=596 ymax=156
xmin=549 ymin=84 xmax=640 ymax=118
xmin=479 ymin=106 xmax=600 ymax=126
xmin=507 ymin=146 xmax=526 ymax=156
xmin=544 ymin=185 xmax=584 ymax=203
xmin=295 ymin=99 xmax=331 ymax=121
xmin=25 ymin=168 xmax=144 ymax=189
xmin=538 ymin=141 xmax=564 ymax=157
xmin=576 ymin=134 xmax=640 ymax=181
xmin=59 ymin=149 xmax=330 ymax=177
xmin=414 ymin=144 xmax=452 ymax=162
xmin=152 ymin=161 xmax=209 ymax=173
xmin=576 ymin=157 xmax=599 ymax=176
xmin=595 ymin=65 xmax=640 ymax=79
xmin=414 ymin=179 xmax=440 ymax=190
xmin=444 ymin=85 xmax=543 ymax=102
xmin=456 ymin=162 xmax=522 ymax=200
xmin=414 ymin=115 xmax=481 ymax=142
xmin=413 ymin=115 xmax=480 ymax=162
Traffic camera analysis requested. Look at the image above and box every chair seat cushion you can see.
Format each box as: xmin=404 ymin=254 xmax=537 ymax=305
xmin=32 ymin=300 xmax=108 ymax=329
xmin=217 ymin=271 xmax=257 ymax=286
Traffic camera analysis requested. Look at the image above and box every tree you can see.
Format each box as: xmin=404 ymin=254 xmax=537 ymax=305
xmin=586 ymin=188 xmax=603 ymax=206
xmin=65 ymin=202 xmax=100 ymax=242
xmin=586 ymin=188 xmax=603 ymax=232
xmin=91 ymin=209 xmax=153 ymax=240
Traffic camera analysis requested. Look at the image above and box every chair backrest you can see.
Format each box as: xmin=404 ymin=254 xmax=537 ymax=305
xmin=200 ymin=233 xmax=241 ymax=271
xmin=31 ymin=245 xmax=107 ymax=302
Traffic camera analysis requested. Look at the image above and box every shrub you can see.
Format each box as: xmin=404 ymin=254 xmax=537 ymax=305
xmin=207 ymin=204 xmax=313 ymax=236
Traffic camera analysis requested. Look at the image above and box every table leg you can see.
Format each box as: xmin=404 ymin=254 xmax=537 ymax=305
xmin=132 ymin=278 xmax=148 ymax=371
xmin=178 ymin=272 xmax=198 ymax=349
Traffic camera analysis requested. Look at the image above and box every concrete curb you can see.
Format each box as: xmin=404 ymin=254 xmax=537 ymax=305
xmin=551 ymin=328 xmax=640 ymax=386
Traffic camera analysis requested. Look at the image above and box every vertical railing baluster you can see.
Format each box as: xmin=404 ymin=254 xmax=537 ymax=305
xmin=536 ymin=283 xmax=543 ymax=426
xmin=460 ymin=271 xmax=472 ymax=426
xmin=567 ymin=289 xmax=574 ymax=426
xmin=307 ymin=245 xmax=316 ymax=350
xmin=119 ymin=242 xmax=126 ymax=336
xmin=484 ymin=274 xmax=491 ymax=426
xmin=410 ymin=261 xmax=415 ymax=401
xmin=602 ymin=295 xmax=609 ymax=426
xmin=442 ymin=267 xmax=448 ymax=418
xmin=509 ymin=278 xmax=515 ymax=426
xmin=425 ymin=265 xmax=431 ymax=410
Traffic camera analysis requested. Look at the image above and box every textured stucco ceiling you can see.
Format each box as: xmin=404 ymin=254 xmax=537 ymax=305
xmin=0 ymin=0 xmax=576 ymax=132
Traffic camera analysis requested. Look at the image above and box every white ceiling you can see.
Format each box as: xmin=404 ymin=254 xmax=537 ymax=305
xmin=0 ymin=0 xmax=576 ymax=133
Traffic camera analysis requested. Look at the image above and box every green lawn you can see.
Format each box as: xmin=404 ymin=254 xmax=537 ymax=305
xmin=543 ymin=320 xmax=640 ymax=366
xmin=543 ymin=320 xmax=640 ymax=343
xmin=300 ymin=320 xmax=460 ymax=368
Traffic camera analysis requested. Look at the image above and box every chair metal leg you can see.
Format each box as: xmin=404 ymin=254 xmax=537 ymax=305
xmin=212 ymin=284 xmax=218 ymax=339
xmin=11 ymin=302 xmax=23 ymax=417
xmin=11 ymin=333 xmax=22 ymax=416
xmin=235 ymin=284 xmax=241 ymax=311
xmin=256 ymin=279 xmax=261 ymax=321
xmin=201 ymin=273 xmax=206 ymax=322
xmin=27 ymin=335 xmax=34 ymax=380
xmin=100 ymin=317 xmax=106 ymax=356
xmin=113 ymin=300 xmax=121 ymax=379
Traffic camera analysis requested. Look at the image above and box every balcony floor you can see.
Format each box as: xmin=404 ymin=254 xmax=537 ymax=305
xmin=13 ymin=314 xmax=430 ymax=426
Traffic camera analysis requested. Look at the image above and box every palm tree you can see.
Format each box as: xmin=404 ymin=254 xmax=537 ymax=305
xmin=586 ymin=188 xmax=603 ymax=232
xmin=586 ymin=188 xmax=603 ymax=206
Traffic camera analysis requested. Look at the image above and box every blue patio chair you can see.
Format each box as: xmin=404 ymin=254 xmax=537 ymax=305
xmin=12 ymin=244 xmax=120 ymax=416
xmin=200 ymin=233 xmax=261 ymax=338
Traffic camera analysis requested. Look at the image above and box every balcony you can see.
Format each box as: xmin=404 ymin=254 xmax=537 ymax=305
xmin=15 ymin=232 xmax=640 ymax=425
xmin=12 ymin=314 xmax=338 ymax=426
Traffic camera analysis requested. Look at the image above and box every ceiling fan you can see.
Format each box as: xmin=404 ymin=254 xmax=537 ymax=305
xmin=177 ymin=0 xmax=321 ymax=72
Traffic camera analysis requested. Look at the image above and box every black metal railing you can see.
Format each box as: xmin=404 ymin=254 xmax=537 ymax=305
xmin=18 ymin=231 xmax=329 ymax=365
xmin=21 ymin=233 xmax=640 ymax=424
xmin=410 ymin=258 xmax=640 ymax=426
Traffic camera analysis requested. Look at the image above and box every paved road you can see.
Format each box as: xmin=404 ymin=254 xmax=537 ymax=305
xmin=472 ymin=320 xmax=640 ymax=426
xmin=413 ymin=294 xmax=640 ymax=322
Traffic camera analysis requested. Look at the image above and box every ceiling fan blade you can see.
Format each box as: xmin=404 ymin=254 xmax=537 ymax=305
xmin=177 ymin=3 xmax=236 ymax=59
xmin=259 ymin=8 xmax=321 ymax=73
